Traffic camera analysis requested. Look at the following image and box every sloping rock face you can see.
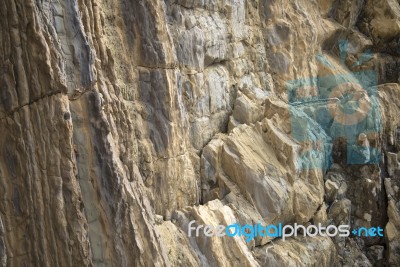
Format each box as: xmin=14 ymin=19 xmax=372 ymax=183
xmin=0 ymin=0 xmax=399 ymax=266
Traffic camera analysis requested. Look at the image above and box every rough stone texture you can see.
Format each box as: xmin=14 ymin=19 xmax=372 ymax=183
xmin=0 ymin=0 xmax=399 ymax=266
xmin=380 ymin=83 xmax=400 ymax=266
xmin=385 ymin=178 xmax=400 ymax=266
xmin=253 ymin=236 xmax=338 ymax=267
xmin=0 ymin=216 xmax=5 ymax=267
xmin=170 ymin=199 xmax=261 ymax=267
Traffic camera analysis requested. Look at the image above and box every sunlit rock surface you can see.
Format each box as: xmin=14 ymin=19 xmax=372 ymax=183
xmin=0 ymin=0 xmax=399 ymax=266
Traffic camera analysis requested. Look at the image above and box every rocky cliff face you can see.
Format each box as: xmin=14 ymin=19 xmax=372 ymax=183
xmin=0 ymin=0 xmax=400 ymax=266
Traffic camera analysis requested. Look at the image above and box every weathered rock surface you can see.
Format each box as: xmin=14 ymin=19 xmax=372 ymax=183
xmin=253 ymin=236 xmax=338 ymax=267
xmin=0 ymin=0 xmax=399 ymax=266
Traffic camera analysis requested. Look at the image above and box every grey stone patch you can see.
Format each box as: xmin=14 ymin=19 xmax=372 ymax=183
xmin=268 ymin=52 xmax=290 ymax=74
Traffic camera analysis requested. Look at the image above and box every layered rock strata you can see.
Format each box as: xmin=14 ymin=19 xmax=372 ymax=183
xmin=0 ymin=0 xmax=399 ymax=266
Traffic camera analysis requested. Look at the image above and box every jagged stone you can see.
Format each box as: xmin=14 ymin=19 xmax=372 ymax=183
xmin=170 ymin=199 xmax=260 ymax=267
xmin=1 ymin=0 xmax=400 ymax=266
xmin=253 ymin=236 xmax=338 ymax=267
xmin=385 ymin=178 xmax=400 ymax=265
xmin=157 ymin=221 xmax=201 ymax=266
xmin=325 ymin=180 xmax=340 ymax=203
xmin=366 ymin=245 xmax=385 ymax=266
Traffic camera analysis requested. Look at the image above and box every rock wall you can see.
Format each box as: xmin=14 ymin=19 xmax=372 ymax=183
xmin=0 ymin=0 xmax=399 ymax=266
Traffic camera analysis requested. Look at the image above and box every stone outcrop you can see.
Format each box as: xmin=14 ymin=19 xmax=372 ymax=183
xmin=253 ymin=236 xmax=338 ymax=267
xmin=0 ymin=0 xmax=400 ymax=266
